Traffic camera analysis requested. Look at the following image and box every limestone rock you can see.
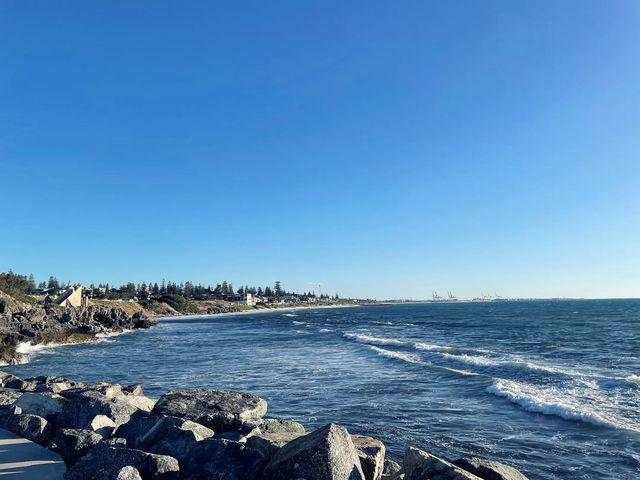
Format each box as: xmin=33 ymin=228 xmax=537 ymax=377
xmin=403 ymin=447 xmax=481 ymax=480
xmin=181 ymin=438 xmax=266 ymax=480
xmin=8 ymin=413 xmax=54 ymax=445
xmin=151 ymin=389 xmax=267 ymax=432
xmin=53 ymin=428 xmax=103 ymax=465
xmin=263 ymin=423 xmax=365 ymax=480
xmin=89 ymin=414 xmax=117 ymax=437
xmin=64 ymin=445 xmax=179 ymax=480
xmin=452 ymin=458 xmax=528 ymax=480
xmin=352 ymin=435 xmax=386 ymax=480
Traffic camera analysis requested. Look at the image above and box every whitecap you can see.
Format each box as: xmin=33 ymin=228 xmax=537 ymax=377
xmin=369 ymin=346 xmax=428 ymax=366
xmin=344 ymin=333 xmax=404 ymax=346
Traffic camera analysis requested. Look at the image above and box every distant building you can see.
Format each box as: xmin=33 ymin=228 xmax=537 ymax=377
xmin=246 ymin=293 xmax=257 ymax=306
xmin=53 ymin=285 xmax=87 ymax=308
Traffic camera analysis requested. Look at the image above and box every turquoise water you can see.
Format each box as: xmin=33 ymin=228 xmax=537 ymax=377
xmin=7 ymin=300 xmax=640 ymax=479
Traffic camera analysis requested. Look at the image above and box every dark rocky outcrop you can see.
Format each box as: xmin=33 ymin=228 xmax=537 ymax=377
xmin=453 ymin=457 xmax=529 ymax=480
xmin=7 ymin=413 xmax=54 ymax=445
xmin=404 ymin=447 xmax=481 ymax=480
xmin=381 ymin=459 xmax=402 ymax=480
xmin=263 ymin=423 xmax=365 ymax=480
xmin=151 ymin=389 xmax=268 ymax=432
xmin=0 ymin=302 xmax=156 ymax=365
xmin=180 ymin=438 xmax=266 ymax=480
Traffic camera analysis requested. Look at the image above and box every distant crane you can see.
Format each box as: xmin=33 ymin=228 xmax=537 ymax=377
xmin=432 ymin=291 xmax=443 ymax=301
xmin=308 ymin=282 xmax=324 ymax=298
xmin=447 ymin=291 xmax=458 ymax=301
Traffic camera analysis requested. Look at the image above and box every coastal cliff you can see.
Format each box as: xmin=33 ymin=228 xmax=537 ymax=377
xmin=0 ymin=292 xmax=156 ymax=365
xmin=0 ymin=373 xmax=529 ymax=480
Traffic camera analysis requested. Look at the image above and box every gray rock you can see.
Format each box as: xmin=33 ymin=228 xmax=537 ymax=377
xmin=13 ymin=391 xmax=66 ymax=420
xmin=181 ymin=438 xmax=266 ymax=480
xmin=452 ymin=458 xmax=528 ymax=480
xmin=64 ymin=445 xmax=179 ymax=480
xmin=117 ymin=414 xmax=213 ymax=464
xmin=352 ymin=435 xmax=386 ymax=480
xmin=117 ymin=466 xmax=143 ymax=480
xmin=151 ymin=389 xmax=267 ymax=432
xmin=89 ymin=414 xmax=117 ymax=437
xmin=381 ymin=459 xmax=402 ymax=480
xmin=263 ymin=423 xmax=365 ymax=480
xmin=57 ymin=390 xmax=141 ymax=430
xmin=28 ymin=375 xmax=85 ymax=393
xmin=0 ymin=387 xmax=22 ymax=405
xmin=404 ymin=447 xmax=481 ymax=480
xmin=259 ymin=418 xmax=306 ymax=435
xmin=4 ymin=376 xmax=38 ymax=391
xmin=122 ymin=384 xmax=144 ymax=396
xmin=246 ymin=431 xmax=306 ymax=460
xmin=53 ymin=428 xmax=103 ymax=465
xmin=8 ymin=413 xmax=54 ymax=445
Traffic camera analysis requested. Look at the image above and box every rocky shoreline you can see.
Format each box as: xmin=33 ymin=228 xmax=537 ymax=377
xmin=0 ymin=373 xmax=529 ymax=480
xmin=0 ymin=301 xmax=156 ymax=365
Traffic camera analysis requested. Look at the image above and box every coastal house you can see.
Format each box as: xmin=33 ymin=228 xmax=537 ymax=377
xmin=52 ymin=285 xmax=87 ymax=308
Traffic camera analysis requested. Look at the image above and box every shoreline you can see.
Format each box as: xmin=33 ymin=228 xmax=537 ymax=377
xmin=153 ymin=303 xmax=360 ymax=321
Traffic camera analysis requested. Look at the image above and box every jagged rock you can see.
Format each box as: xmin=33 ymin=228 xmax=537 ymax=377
xmin=381 ymin=459 xmax=402 ymax=480
xmin=8 ymin=413 xmax=54 ymax=445
xmin=151 ymin=389 xmax=268 ymax=432
xmin=29 ymin=375 xmax=84 ymax=393
xmin=259 ymin=418 xmax=306 ymax=435
xmin=181 ymin=438 xmax=266 ymax=480
xmin=263 ymin=423 xmax=365 ymax=480
xmin=53 ymin=428 xmax=103 ymax=465
xmin=118 ymin=466 xmax=143 ymax=480
xmin=89 ymin=414 xmax=117 ymax=437
xmin=64 ymin=445 xmax=179 ymax=480
xmin=404 ymin=447 xmax=481 ymax=480
xmin=452 ymin=458 xmax=528 ymax=480
xmin=57 ymin=390 xmax=141 ymax=430
xmin=4 ymin=376 xmax=38 ymax=391
xmin=103 ymin=437 xmax=128 ymax=448
xmin=122 ymin=384 xmax=144 ymax=396
xmin=352 ymin=435 xmax=386 ymax=480
xmin=0 ymin=371 xmax=12 ymax=386
xmin=13 ymin=391 xmax=66 ymax=420
xmin=117 ymin=415 xmax=214 ymax=464
xmin=0 ymin=404 xmax=21 ymax=428
xmin=246 ymin=431 xmax=305 ymax=460
xmin=0 ymin=387 xmax=22 ymax=405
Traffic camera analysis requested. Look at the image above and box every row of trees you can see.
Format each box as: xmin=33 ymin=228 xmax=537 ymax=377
xmin=3 ymin=272 xmax=337 ymax=303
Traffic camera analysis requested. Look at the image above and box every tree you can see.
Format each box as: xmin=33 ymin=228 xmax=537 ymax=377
xmin=274 ymin=281 xmax=283 ymax=298
xmin=0 ymin=271 xmax=30 ymax=298
xmin=27 ymin=274 xmax=36 ymax=293
xmin=152 ymin=283 xmax=160 ymax=296
xmin=47 ymin=276 xmax=60 ymax=294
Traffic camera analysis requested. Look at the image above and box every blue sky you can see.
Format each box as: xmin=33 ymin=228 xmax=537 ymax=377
xmin=1 ymin=1 xmax=639 ymax=299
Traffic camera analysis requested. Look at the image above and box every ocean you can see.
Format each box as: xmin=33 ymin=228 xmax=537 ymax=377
xmin=6 ymin=300 xmax=640 ymax=479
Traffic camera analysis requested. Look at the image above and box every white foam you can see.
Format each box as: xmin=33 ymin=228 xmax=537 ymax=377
xmin=344 ymin=333 xmax=404 ymax=346
xmin=413 ymin=342 xmax=453 ymax=352
xmin=283 ymin=313 xmax=297 ymax=317
xmin=95 ymin=329 xmax=133 ymax=338
xmin=320 ymin=328 xmax=333 ymax=333
xmin=626 ymin=375 xmax=640 ymax=384
xmin=487 ymin=378 xmax=640 ymax=432
xmin=443 ymin=352 xmax=502 ymax=366
xmin=369 ymin=346 xmax=428 ymax=366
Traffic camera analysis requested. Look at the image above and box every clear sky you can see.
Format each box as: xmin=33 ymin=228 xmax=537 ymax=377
xmin=1 ymin=1 xmax=639 ymax=299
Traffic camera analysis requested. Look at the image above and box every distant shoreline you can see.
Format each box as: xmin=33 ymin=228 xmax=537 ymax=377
xmin=154 ymin=303 xmax=360 ymax=321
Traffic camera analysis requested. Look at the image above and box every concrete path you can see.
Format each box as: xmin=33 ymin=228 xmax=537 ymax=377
xmin=0 ymin=429 xmax=65 ymax=479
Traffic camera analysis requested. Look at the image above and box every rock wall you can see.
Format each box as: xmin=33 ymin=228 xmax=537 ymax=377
xmin=0 ymin=372 xmax=529 ymax=480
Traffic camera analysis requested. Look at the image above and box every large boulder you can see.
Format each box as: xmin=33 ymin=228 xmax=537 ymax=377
xmin=403 ymin=447 xmax=481 ymax=480
xmin=352 ymin=435 xmax=386 ymax=480
xmin=28 ymin=375 xmax=85 ymax=393
xmin=246 ymin=431 xmax=306 ymax=461
xmin=4 ymin=375 xmax=38 ymax=391
xmin=8 ymin=413 xmax=54 ymax=445
xmin=0 ymin=387 xmax=22 ymax=405
xmin=151 ymin=389 xmax=267 ymax=432
xmin=180 ymin=438 xmax=266 ymax=480
xmin=118 ymin=466 xmax=143 ymax=480
xmin=52 ymin=428 xmax=103 ymax=465
xmin=452 ymin=458 xmax=528 ymax=480
xmin=64 ymin=445 xmax=179 ymax=480
xmin=57 ymin=390 xmax=141 ymax=430
xmin=89 ymin=414 xmax=118 ymax=437
xmin=263 ymin=423 xmax=365 ymax=480
xmin=117 ymin=414 xmax=214 ymax=464
xmin=13 ymin=391 xmax=66 ymax=420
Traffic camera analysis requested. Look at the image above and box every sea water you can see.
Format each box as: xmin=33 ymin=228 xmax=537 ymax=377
xmin=7 ymin=300 xmax=640 ymax=479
